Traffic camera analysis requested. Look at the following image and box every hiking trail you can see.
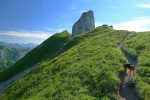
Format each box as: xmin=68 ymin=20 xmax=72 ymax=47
xmin=117 ymin=35 xmax=139 ymax=100
xmin=0 ymin=65 xmax=36 ymax=95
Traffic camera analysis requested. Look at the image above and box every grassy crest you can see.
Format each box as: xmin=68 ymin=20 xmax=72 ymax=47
xmin=1 ymin=27 xmax=129 ymax=100
xmin=122 ymin=32 xmax=150 ymax=100
xmin=0 ymin=31 xmax=71 ymax=82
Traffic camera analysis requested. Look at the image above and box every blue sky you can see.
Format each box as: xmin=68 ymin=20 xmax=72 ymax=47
xmin=0 ymin=0 xmax=150 ymax=44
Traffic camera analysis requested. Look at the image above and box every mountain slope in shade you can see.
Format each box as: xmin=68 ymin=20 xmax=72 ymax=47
xmin=1 ymin=26 xmax=132 ymax=99
xmin=0 ymin=31 xmax=71 ymax=82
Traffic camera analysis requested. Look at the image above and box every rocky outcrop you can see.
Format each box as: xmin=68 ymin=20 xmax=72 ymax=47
xmin=72 ymin=10 xmax=95 ymax=36
xmin=101 ymin=24 xmax=113 ymax=29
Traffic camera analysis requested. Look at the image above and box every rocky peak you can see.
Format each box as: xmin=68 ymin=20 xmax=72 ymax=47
xmin=72 ymin=10 xmax=95 ymax=36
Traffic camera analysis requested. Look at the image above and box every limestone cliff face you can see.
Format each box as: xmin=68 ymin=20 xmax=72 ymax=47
xmin=72 ymin=10 xmax=95 ymax=36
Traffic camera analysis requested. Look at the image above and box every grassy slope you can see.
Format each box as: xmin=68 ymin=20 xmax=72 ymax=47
xmin=122 ymin=32 xmax=150 ymax=100
xmin=0 ymin=31 xmax=71 ymax=82
xmin=1 ymin=27 xmax=130 ymax=100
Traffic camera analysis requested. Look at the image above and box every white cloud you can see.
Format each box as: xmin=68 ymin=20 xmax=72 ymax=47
xmin=0 ymin=27 xmax=67 ymax=39
xmin=137 ymin=3 xmax=150 ymax=8
xmin=95 ymin=23 xmax=102 ymax=27
xmin=46 ymin=28 xmax=53 ymax=31
xmin=96 ymin=17 xmax=150 ymax=32
xmin=113 ymin=18 xmax=150 ymax=32
xmin=79 ymin=10 xmax=87 ymax=13
xmin=46 ymin=27 xmax=66 ymax=33
xmin=0 ymin=31 xmax=52 ymax=39
xmin=56 ymin=28 xmax=66 ymax=32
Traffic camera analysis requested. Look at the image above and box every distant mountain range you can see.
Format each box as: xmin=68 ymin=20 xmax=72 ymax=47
xmin=0 ymin=34 xmax=45 ymax=44
xmin=0 ymin=42 xmax=36 ymax=71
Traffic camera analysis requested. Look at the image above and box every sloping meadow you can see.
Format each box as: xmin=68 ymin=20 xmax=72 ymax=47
xmin=2 ymin=27 xmax=129 ymax=100
xmin=0 ymin=31 xmax=71 ymax=83
xmin=122 ymin=32 xmax=150 ymax=100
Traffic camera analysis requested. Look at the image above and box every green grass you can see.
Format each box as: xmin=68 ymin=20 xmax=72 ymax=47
xmin=122 ymin=32 xmax=150 ymax=100
xmin=1 ymin=26 xmax=129 ymax=100
xmin=0 ymin=31 xmax=71 ymax=82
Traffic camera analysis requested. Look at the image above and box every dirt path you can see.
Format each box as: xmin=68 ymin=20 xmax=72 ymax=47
xmin=117 ymin=39 xmax=139 ymax=100
xmin=0 ymin=65 xmax=36 ymax=95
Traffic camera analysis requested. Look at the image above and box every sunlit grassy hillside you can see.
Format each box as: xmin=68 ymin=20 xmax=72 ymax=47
xmin=122 ymin=32 xmax=150 ymax=100
xmin=1 ymin=26 xmax=131 ymax=100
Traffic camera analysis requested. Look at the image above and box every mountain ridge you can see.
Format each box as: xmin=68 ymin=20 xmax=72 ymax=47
xmin=1 ymin=25 xmax=150 ymax=99
xmin=1 ymin=26 xmax=130 ymax=99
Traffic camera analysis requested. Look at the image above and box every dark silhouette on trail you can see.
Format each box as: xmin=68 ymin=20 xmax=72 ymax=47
xmin=123 ymin=61 xmax=136 ymax=77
